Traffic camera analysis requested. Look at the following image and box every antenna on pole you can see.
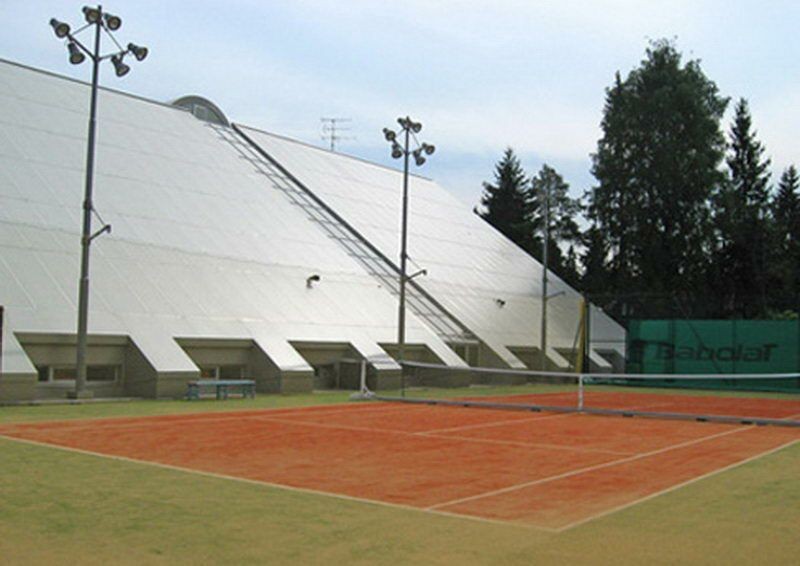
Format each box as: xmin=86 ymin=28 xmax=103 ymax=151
xmin=321 ymin=117 xmax=353 ymax=152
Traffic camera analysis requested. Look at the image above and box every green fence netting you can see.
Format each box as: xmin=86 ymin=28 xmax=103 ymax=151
xmin=625 ymin=319 xmax=800 ymax=392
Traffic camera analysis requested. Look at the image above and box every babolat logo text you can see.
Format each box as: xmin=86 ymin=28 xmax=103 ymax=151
xmin=653 ymin=343 xmax=778 ymax=362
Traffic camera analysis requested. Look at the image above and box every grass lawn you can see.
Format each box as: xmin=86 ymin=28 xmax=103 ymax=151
xmin=1 ymin=394 xmax=799 ymax=565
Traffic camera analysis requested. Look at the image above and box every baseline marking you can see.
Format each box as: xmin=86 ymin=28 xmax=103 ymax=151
xmin=0 ymin=433 xmax=557 ymax=533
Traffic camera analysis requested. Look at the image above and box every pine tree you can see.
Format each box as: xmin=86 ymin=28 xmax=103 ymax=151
xmin=587 ymin=39 xmax=728 ymax=300
xmin=529 ymin=164 xmax=581 ymax=283
xmin=771 ymin=165 xmax=800 ymax=312
xmin=477 ymin=148 xmax=535 ymax=253
xmin=581 ymin=224 xmax=608 ymax=296
xmin=712 ymin=98 xmax=772 ymax=317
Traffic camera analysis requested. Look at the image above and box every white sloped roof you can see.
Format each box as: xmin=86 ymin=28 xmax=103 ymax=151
xmin=240 ymin=126 xmax=625 ymax=368
xmin=0 ymin=59 xmax=470 ymax=373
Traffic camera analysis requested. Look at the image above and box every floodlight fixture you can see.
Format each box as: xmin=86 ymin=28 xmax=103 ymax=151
xmin=50 ymin=18 xmax=71 ymax=38
xmin=127 ymin=43 xmax=148 ymax=61
xmin=67 ymin=42 xmax=86 ymax=65
xmin=410 ymin=121 xmax=422 ymax=133
xmin=383 ymin=127 xmax=396 ymax=142
xmin=103 ymin=12 xmax=122 ymax=31
xmin=391 ymin=145 xmax=403 ymax=159
xmin=82 ymin=6 xmax=101 ymax=24
xmin=111 ymin=54 xmax=130 ymax=77
xmin=422 ymin=143 xmax=435 ymax=155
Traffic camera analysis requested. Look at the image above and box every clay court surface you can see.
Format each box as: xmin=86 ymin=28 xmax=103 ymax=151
xmin=1 ymin=394 xmax=798 ymax=531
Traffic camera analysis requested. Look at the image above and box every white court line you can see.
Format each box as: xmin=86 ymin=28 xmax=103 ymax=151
xmin=419 ymin=432 xmax=631 ymax=456
xmin=0 ymin=402 xmax=426 ymax=433
xmin=250 ymin=414 xmax=631 ymax=456
xmin=417 ymin=411 xmax=573 ymax=434
xmin=250 ymin=414 xmax=629 ymax=455
xmin=552 ymin=410 xmax=800 ymax=530
xmin=426 ymin=425 xmax=752 ymax=510
xmin=553 ymin=438 xmax=800 ymax=532
xmin=0 ymin=433 xmax=558 ymax=533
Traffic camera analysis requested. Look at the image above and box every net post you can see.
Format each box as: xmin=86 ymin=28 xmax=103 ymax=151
xmin=349 ymin=359 xmax=374 ymax=400
xmin=578 ymin=374 xmax=584 ymax=411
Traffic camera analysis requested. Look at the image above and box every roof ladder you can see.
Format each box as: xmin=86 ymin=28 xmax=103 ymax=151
xmin=210 ymin=123 xmax=477 ymax=346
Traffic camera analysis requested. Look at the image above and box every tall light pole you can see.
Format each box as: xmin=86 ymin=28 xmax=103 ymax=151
xmin=50 ymin=6 xmax=148 ymax=399
xmin=383 ymin=117 xmax=435 ymax=367
xmin=540 ymin=181 xmax=551 ymax=370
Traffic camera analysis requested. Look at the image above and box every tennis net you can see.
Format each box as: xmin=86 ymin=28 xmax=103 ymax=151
xmin=375 ymin=361 xmax=800 ymax=427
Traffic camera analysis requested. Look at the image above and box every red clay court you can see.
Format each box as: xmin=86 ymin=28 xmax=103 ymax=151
xmin=1 ymin=394 xmax=798 ymax=531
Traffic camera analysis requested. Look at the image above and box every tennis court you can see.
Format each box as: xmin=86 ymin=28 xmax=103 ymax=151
xmin=1 ymin=395 xmax=798 ymax=531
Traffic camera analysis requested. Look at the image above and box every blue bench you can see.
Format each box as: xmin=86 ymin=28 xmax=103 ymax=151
xmin=186 ymin=379 xmax=256 ymax=400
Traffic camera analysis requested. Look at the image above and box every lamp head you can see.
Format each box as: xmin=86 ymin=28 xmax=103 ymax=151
xmin=391 ymin=145 xmax=403 ymax=159
xmin=410 ymin=121 xmax=422 ymax=133
xmin=127 ymin=43 xmax=148 ymax=61
xmin=82 ymin=6 xmax=101 ymax=24
xmin=50 ymin=18 xmax=71 ymax=38
xmin=422 ymin=143 xmax=435 ymax=155
xmin=111 ymin=54 xmax=130 ymax=77
xmin=67 ymin=42 xmax=85 ymax=65
xmin=103 ymin=12 xmax=122 ymax=31
xmin=382 ymin=127 xmax=396 ymax=142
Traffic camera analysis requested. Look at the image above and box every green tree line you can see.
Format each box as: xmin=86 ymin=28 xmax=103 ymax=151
xmin=476 ymin=39 xmax=800 ymax=320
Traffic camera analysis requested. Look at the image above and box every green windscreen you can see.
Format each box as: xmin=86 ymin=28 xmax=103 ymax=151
xmin=625 ymin=319 xmax=800 ymax=391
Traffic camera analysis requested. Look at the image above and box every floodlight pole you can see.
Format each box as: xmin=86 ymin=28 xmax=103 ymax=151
xmin=50 ymin=6 xmax=147 ymax=398
xmin=383 ymin=117 xmax=435 ymax=393
xmin=72 ymin=16 xmax=103 ymax=399
xmin=540 ymin=181 xmax=550 ymax=371
xmin=397 ymin=125 xmax=411 ymax=365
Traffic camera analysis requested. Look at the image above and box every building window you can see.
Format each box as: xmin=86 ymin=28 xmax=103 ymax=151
xmin=87 ymin=365 xmax=119 ymax=382
xmin=52 ymin=367 xmax=77 ymax=381
xmin=199 ymin=366 xmax=245 ymax=379
xmin=35 ymin=365 xmax=119 ymax=383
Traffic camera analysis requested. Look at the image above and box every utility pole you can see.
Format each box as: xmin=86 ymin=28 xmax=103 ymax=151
xmin=540 ymin=181 xmax=550 ymax=371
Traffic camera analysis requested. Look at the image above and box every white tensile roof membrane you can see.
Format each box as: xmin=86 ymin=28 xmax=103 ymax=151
xmin=239 ymin=126 xmax=625 ymax=369
xmin=0 ymin=58 xmax=623 ymax=376
xmin=0 ymin=60 xmax=449 ymax=374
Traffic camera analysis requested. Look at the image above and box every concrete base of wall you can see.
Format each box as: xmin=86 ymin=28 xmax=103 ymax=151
xmin=0 ymin=373 xmax=36 ymax=402
xmin=156 ymin=372 xmax=201 ymax=399
xmin=371 ymin=370 xmax=401 ymax=391
xmin=280 ymin=371 xmax=314 ymax=393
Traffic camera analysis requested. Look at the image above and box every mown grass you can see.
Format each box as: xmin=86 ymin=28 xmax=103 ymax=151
xmin=1 ymin=395 xmax=799 ymax=565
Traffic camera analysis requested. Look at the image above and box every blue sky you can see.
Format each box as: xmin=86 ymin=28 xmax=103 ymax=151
xmin=2 ymin=1 xmax=799 ymax=209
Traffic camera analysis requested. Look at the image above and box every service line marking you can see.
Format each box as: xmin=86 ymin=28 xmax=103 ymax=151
xmin=417 ymin=411 xmax=573 ymax=434
xmin=250 ymin=414 xmax=632 ymax=456
xmin=0 ymin=433 xmax=558 ymax=533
